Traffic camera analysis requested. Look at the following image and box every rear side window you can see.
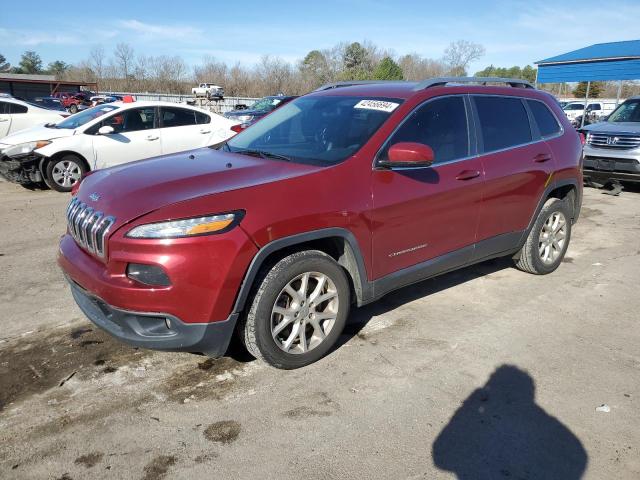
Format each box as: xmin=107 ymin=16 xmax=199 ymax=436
xmin=195 ymin=111 xmax=210 ymax=124
xmin=9 ymin=103 xmax=28 ymax=114
xmin=0 ymin=101 xmax=8 ymax=114
xmin=161 ymin=107 xmax=198 ymax=128
xmin=474 ymin=96 xmax=531 ymax=152
xmin=380 ymin=96 xmax=469 ymax=164
xmin=527 ymin=100 xmax=561 ymax=138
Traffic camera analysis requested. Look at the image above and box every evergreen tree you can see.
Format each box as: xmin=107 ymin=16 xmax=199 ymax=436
xmin=373 ymin=57 xmax=404 ymax=80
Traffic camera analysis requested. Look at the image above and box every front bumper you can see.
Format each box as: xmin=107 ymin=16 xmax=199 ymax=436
xmin=0 ymin=153 xmax=44 ymax=184
xmin=583 ymin=145 xmax=640 ymax=183
xmin=67 ymin=276 xmax=237 ymax=356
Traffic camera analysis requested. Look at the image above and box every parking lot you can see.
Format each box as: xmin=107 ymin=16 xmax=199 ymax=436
xmin=0 ymin=179 xmax=638 ymax=479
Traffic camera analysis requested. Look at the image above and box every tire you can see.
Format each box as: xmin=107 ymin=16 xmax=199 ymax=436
xmin=69 ymin=104 xmax=78 ymax=114
xmin=515 ymin=198 xmax=572 ymax=274
xmin=45 ymin=154 xmax=87 ymax=193
xmin=239 ymin=250 xmax=350 ymax=369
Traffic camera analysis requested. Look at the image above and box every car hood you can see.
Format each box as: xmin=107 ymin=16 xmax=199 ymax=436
xmin=0 ymin=124 xmax=75 ymax=145
xmin=582 ymin=122 xmax=640 ymax=134
xmin=75 ymin=147 xmax=324 ymax=226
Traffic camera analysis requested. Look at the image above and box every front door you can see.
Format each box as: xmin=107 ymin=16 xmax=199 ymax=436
xmin=90 ymin=106 xmax=162 ymax=169
xmin=370 ymin=95 xmax=483 ymax=279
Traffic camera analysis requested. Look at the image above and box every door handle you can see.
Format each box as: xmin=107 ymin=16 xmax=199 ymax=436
xmin=534 ymin=153 xmax=552 ymax=163
xmin=456 ymin=170 xmax=481 ymax=181
xmin=199 ymin=129 xmax=211 ymax=134
xmin=146 ymin=135 xmax=159 ymax=141
xmin=0 ymin=118 xmax=8 ymax=122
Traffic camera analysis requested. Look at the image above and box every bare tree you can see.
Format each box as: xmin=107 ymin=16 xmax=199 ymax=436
xmin=89 ymin=46 xmax=106 ymax=81
xmin=398 ymin=54 xmax=446 ymax=80
xmin=113 ymin=43 xmax=135 ymax=89
xmin=442 ymin=40 xmax=485 ymax=76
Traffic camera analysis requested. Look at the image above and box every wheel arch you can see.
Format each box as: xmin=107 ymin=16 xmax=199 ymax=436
xmin=232 ymin=228 xmax=371 ymax=315
xmin=39 ymin=150 xmax=91 ymax=179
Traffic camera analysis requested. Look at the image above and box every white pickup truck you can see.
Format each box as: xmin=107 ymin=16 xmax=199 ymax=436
xmin=191 ymin=83 xmax=224 ymax=99
xmin=563 ymin=101 xmax=617 ymax=122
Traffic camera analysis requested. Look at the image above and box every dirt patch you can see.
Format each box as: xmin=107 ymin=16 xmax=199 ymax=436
xmin=0 ymin=327 xmax=149 ymax=411
xmin=194 ymin=453 xmax=219 ymax=463
xmin=74 ymin=452 xmax=104 ymax=468
xmin=580 ymin=207 xmax=603 ymax=219
xmin=203 ymin=420 xmax=241 ymax=444
xmin=142 ymin=455 xmax=177 ymax=480
xmin=563 ymin=256 xmax=574 ymax=263
xmin=160 ymin=356 xmax=246 ymax=403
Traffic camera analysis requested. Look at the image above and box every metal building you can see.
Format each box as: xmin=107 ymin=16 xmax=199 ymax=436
xmin=0 ymin=73 xmax=97 ymax=101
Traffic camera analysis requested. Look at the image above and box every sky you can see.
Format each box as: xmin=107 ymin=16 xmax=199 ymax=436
xmin=1 ymin=0 xmax=639 ymax=72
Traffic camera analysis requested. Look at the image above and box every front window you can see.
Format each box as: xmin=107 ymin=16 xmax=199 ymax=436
xmin=225 ymin=95 xmax=402 ymax=165
xmin=563 ymin=104 xmax=583 ymax=111
xmin=607 ymin=99 xmax=640 ymax=123
xmin=55 ymin=105 xmax=119 ymax=129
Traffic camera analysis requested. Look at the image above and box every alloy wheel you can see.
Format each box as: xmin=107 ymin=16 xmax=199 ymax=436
xmin=538 ymin=211 xmax=567 ymax=265
xmin=270 ymin=271 xmax=339 ymax=354
xmin=51 ymin=160 xmax=82 ymax=188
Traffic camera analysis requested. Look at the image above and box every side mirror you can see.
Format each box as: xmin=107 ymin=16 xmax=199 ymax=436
xmin=98 ymin=125 xmax=115 ymax=135
xmin=381 ymin=142 xmax=434 ymax=168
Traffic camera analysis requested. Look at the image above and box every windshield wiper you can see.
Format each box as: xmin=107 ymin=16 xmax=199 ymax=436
xmin=234 ymin=148 xmax=292 ymax=162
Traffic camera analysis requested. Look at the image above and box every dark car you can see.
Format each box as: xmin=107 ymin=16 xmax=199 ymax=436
xmin=59 ymin=77 xmax=582 ymax=369
xmin=224 ymin=95 xmax=296 ymax=129
xmin=32 ymin=96 xmax=67 ymax=112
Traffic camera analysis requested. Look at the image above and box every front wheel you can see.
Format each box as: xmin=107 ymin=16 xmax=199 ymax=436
xmin=515 ymin=198 xmax=572 ymax=274
xmin=239 ymin=250 xmax=351 ymax=369
xmin=68 ymin=104 xmax=78 ymax=114
xmin=45 ymin=154 xmax=87 ymax=192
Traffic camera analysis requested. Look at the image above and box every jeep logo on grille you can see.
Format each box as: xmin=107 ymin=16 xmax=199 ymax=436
xmin=606 ymin=136 xmax=620 ymax=145
xmin=89 ymin=192 xmax=100 ymax=202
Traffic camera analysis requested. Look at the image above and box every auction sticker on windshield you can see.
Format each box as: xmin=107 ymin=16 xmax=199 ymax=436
xmin=354 ymin=100 xmax=400 ymax=113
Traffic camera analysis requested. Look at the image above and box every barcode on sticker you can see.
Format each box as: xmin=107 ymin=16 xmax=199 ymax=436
xmin=354 ymin=100 xmax=399 ymax=113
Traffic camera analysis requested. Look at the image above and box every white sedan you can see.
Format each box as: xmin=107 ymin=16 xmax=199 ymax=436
xmin=0 ymin=96 xmax=67 ymax=139
xmin=0 ymin=101 xmax=237 ymax=192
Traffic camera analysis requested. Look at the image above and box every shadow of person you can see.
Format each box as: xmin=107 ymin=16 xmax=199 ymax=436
xmin=432 ymin=365 xmax=588 ymax=480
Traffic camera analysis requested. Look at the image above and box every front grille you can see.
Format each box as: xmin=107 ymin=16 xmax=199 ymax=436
xmin=587 ymin=133 xmax=640 ymax=150
xmin=66 ymin=197 xmax=115 ymax=258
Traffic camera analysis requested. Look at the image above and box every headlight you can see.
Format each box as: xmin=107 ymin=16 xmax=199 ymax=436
xmin=3 ymin=140 xmax=51 ymax=158
xmin=126 ymin=212 xmax=241 ymax=239
xmin=237 ymin=115 xmax=254 ymax=123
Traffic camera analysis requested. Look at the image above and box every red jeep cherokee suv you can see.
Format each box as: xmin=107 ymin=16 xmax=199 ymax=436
xmin=58 ymin=77 xmax=582 ymax=369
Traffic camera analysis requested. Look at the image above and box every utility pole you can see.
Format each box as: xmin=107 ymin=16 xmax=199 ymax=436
xmin=580 ymin=81 xmax=591 ymax=129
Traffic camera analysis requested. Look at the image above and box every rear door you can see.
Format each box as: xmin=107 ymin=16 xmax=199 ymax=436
xmin=0 ymin=101 xmax=11 ymax=137
xmin=370 ymin=95 xmax=483 ymax=278
xmin=472 ymin=95 xmax=557 ymax=251
xmin=89 ymin=106 xmax=162 ymax=169
xmin=7 ymin=101 xmax=31 ymax=134
xmin=159 ymin=106 xmax=212 ymax=154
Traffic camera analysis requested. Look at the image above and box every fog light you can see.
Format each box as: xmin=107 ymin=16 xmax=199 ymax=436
xmin=126 ymin=263 xmax=171 ymax=287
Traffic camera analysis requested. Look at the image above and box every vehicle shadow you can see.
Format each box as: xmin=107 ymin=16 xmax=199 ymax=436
xmin=432 ymin=364 xmax=588 ymax=479
xmin=338 ymin=256 xmax=514 ymax=346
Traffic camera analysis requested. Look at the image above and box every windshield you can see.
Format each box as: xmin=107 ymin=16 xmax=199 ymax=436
xmin=249 ymin=97 xmax=283 ymax=112
xmin=563 ymin=104 xmax=583 ymax=111
xmin=607 ymin=99 xmax=640 ymax=123
xmin=54 ymin=105 xmax=119 ymax=129
xmin=226 ymin=95 xmax=402 ymax=165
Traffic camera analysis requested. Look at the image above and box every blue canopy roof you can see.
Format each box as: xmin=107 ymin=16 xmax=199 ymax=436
xmin=535 ymin=40 xmax=640 ymax=83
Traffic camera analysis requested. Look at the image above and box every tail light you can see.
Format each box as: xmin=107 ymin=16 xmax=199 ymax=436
xmin=122 ymin=95 xmax=135 ymax=103
xmin=230 ymin=124 xmax=245 ymax=133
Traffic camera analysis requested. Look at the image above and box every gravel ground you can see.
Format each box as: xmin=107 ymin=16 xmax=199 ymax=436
xmin=0 ymin=179 xmax=638 ymax=479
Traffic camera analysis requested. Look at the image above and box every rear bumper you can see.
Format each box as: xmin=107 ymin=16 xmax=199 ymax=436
xmin=66 ymin=275 xmax=237 ymax=356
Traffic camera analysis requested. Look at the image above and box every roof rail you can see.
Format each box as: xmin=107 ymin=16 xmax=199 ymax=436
xmin=414 ymin=77 xmax=535 ymax=90
xmin=314 ymin=80 xmax=406 ymax=91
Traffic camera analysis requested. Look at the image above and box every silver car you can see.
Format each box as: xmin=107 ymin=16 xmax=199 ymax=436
xmin=582 ymin=97 xmax=640 ymax=184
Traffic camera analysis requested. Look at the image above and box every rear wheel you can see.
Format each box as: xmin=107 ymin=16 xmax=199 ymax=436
xmin=68 ymin=104 xmax=78 ymax=114
xmin=239 ymin=250 xmax=350 ymax=369
xmin=45 ymin=154 xmax=86 ymax=192
xmin=515 ymin=198 xmax=572 ymax=274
